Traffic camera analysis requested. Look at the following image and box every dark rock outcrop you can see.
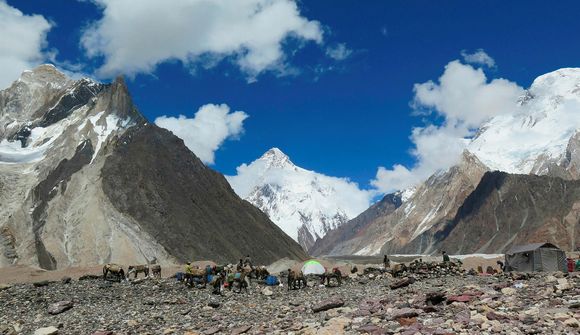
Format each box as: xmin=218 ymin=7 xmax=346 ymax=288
xmin=101 ymin=124 xmax=307 ymax=265
xmin=437 ymin=171 xmax=580 ymax=253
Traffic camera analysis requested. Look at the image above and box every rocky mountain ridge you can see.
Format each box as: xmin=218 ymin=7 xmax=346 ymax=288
xmin=313 ymin=67 xmax=580 ymax=256
xmin=0 ymin=65 xmax=306 ymax=269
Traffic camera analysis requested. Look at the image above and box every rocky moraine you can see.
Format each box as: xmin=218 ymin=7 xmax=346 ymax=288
xmin=1 ymin=268 xmax=580 ymax=335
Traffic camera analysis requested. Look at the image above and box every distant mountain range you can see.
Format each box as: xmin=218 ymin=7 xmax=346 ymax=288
xmin=3 ymin=65 xmax=579 ymax=269
xmin=0 ymin=65 xmax=307 ymax=269
xmin=312 ymin=68 xmax=580 ymax=256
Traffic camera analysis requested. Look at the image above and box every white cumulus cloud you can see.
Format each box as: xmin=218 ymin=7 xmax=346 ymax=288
xmin=461 ymin=49 xmax=496 ymax=68
xmin=0 ymin=1 xmax=52 ymax=89
xmin=372 ymin=57 xmax=524 ymax=193
xmin=81 ymin=0 xmax=323 ymax=80
xmin=155 ymin=103 xmax=248 ymax=165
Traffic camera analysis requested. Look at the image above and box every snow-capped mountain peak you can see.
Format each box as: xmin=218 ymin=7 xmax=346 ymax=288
xmin=468 ymin=67 xmax=580 ymax=175
xmin=227 ymin=148 xmax=372 ymax=251
xmin=259 ymin=147 xmax=293 ymax=169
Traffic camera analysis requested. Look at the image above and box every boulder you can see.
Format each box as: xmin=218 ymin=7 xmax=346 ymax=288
xmin=389 ymin=277 xmax=415 ymax=290
xmin=203 ymin=327 xmax=221 ymax=335
xmin=397 ymin=317 xmax=417 ymax=326
xmin=316 ymin=316 xmax=351 ymax=335
xmin=425 ymin=291 xmax=446 ymax=305
xmin=262 ymin=287 xmax=273 ymax=296
xmin=231 ymin=325 xmax=251 ymax=334
xmin=313 ymin=299 xmax=345 ymax=313
xmin=564 ymin=318 xmax=579 ymax=328
xmin=34 ymin=327 xmax=58 ymax=335
xmin=486 ymin=311 xmax=510 ymax=321
xmin=556 ymin=278 xmax=572 ymax=291
xmin=501 ymin=287 xmax=516 ymax=295
xmin=447 ymin=295 xmax=471 ymax=303
xmin=392 ymin=308 xmax=420 ymax=319
xmin=48 ymin=301 xmax=73 ymax=315
xmin=33 ymin=280 xmax=52 ymax=288
xmin=207 ymin=301 xmax=220 ymax=309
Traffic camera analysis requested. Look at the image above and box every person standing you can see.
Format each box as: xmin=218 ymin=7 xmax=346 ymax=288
xmin=244 ymin=255 xmax=253 ymax=268
xmin=184 ymin=262 xmax=194 ymax=286
xmin=244 ymin=254 xmax=254 ymax=271
xmin=496 ymin=260 xmax=505 ymax=272
xmin=442 ymin=251 xmax=450 ymax=262
xmin=383 ymin=255 xmax=390 ymax=268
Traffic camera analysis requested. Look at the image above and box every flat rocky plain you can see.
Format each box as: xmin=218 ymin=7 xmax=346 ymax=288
xmin=1 ymin=265 xmax=580 ymax=335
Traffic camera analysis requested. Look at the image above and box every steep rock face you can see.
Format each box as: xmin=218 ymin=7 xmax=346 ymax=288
xmin=436 ymin=172 xmax=580 ymax=253
xmin=227 ymin=148 xmax=369 ymax=252
xmin=0 ymin=66 xmax=166 ymax=269
xmin=0 ymin=65 xmax=306 ymax=269
xmin=31 ymin=140 xmax=94 ymax=270
xmin=314 ymin=151 xmax=488 ymax=256
xmin=309 ymin=193 xmax=402 ymax=256
xmin=378 ymin=152 xmax=488 ymax=255
xmin=534 ymin=131 xmax=580 ymax=180
xmin=101 ymin=125 xmax=307 ymax=264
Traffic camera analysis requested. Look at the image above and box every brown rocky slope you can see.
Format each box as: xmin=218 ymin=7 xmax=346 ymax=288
xmin=437 ymin=171 xmax=580 ymax=253
xmin=101 ymin=123 xmax=307 ymax=264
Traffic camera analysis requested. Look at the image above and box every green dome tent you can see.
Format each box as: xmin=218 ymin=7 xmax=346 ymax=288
xmin=301 ymin=259 xmax=326 ymax=275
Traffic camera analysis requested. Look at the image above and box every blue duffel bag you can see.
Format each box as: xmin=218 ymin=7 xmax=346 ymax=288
xmin=265 ymin=275 xmax=279 ymax=286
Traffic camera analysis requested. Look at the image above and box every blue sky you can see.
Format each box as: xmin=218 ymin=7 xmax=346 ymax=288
xmin=3 ymin=0 xmax=580 ymax=192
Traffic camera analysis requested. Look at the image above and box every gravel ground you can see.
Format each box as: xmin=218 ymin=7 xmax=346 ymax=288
xmin=1 ymin=267 xmax=580 ymax=335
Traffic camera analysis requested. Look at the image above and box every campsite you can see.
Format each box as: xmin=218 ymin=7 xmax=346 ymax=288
xmin=2 ymin=251 xmax=580 ymax=334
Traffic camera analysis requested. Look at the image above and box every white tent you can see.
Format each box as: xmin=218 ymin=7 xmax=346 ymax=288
xmin=301 ymin=260 xmax=325 ymax=275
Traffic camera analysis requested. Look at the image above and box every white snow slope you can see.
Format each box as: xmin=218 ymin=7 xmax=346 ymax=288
xmin=468 ymin=68 xmax=580 ymax=174
xmin=227 ymin=148 xmax=373 ymax=251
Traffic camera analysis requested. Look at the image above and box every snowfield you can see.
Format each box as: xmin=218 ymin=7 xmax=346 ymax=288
xmin=468 ymin=68 xmax=580 ymax=173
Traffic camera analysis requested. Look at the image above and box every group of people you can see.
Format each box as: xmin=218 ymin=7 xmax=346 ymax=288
xmin=182 ymin=255 xmax=261 ymax=294
xmin=566 ymin=255 xmax=580 ymax=272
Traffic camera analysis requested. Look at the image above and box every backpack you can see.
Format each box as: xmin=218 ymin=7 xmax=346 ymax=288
xmin=266 ymin=275 xmax=279 ymax=286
